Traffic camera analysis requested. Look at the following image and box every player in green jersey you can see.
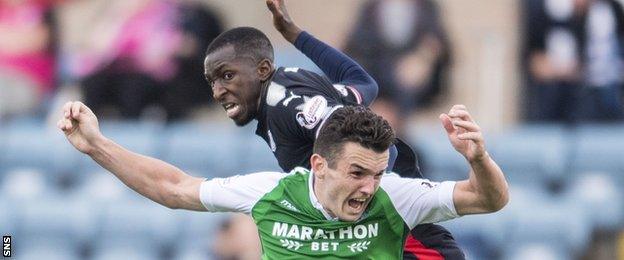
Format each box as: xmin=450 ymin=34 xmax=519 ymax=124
xmin=58 ymin=101 xmax=508 ymax=258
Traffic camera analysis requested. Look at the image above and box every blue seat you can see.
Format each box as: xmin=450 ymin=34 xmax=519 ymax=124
xmin=0 ymin=168 xmax=55 ymax=201
xmin=488 ymin=124 xmax=567 ymax=183
xmin=502 ymin=242 xmax=571 ymax=260
xmin=562 ymin=172 xmax=624 ymax=230
xmin=177 ymin=211 xmax=229 ymax=249
xmin=503 ymin=193 xmax=591 ymax=255
xmin=17 ymin=238 xmax=80 ymax=260
xmin=407 ymin=125 xmax=469 ymax=178
xmin=162 ymin=122 xmax=243 ymax=178
xmin=98 ymin=200 xmax=179 ymax=247
xmin=238 ymin=136 xmax=281 ymax=173
xmin=0 ymin=120 xmax=80 ymax=179
xmin=92 ymin=242 xmax=159 ymax=260
xmin=571 ymin=124 xmax=624 ymax=173
xmin=17 ymin=195 xmax=97 ymax=245
xmin=77 ymin=120 xmax=164 ymax=173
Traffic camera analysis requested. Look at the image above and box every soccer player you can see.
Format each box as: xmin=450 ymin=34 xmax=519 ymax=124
xmin=57 ymin=102 xmax=509 ymax=258
xmin=206 ymin=0 xmax=463 ymax=258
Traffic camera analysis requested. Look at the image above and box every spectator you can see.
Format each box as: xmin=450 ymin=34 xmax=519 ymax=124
xmin=212 ymin=214 xmax=262 ymax=260
xmin=344 ymin=0 xmax=451 ymax=136
xmin=0 ymin=0 xmax=58 ymax=119
xmin=65 ymin=0 xmax=222 ymax=121
xmin=580 ymin=0 xmax=624 ymax=121
xmin=522 ymin=0 xmax=587 ymax=122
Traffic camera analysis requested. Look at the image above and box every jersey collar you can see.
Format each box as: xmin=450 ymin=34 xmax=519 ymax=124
xmin=307 ymin=170 xmax=340 ymax=221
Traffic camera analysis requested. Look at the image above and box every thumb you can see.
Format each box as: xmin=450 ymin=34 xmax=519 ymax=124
xmin=266 ymin=0 xmax=279 ymax=14
xmin=439 ymin=114 xmax=455 ymax=135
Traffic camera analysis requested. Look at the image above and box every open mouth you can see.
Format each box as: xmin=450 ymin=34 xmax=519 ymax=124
xmin=348 ymin=198 xmax=367 ymax=212
xmin=222 ymin=103 xmax=241 ymax=118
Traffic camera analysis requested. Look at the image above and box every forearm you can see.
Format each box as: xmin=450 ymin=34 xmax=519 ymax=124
xmin=294 ymin=31 xmax=378 ymax=105
xmin=466 ymin=153 xmax=509 ymax=212
xmin=88 ymin=137 xmax=204 ymax=210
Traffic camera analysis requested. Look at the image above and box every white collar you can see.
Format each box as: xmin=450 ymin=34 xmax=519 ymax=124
xmin=307 ymin=170 xmax=339 ymax=221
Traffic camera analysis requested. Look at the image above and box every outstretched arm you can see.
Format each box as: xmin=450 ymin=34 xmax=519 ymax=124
xmin=439 ymin=105 xmax=509 ymax=215
xmin=57 ymin=101 xmax=206 ymax=211
xmin=266 ymin=0 xmax=378 ymax=106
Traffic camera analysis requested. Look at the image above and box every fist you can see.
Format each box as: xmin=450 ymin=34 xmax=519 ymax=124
xmin=57 ymin=101 xmax=103 ymax=155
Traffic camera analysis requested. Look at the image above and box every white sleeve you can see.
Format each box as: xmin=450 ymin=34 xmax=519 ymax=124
xmin=199 ymin=171 xmax=284 ymax=214
xmin=380 ymin=173 xmax=459 ymax=229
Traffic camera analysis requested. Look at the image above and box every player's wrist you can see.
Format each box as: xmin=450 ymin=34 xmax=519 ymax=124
xmin=282 ymin=26 xmax=302 ymax=43
xmin=85 ymin=134 xmax=110 ymax=156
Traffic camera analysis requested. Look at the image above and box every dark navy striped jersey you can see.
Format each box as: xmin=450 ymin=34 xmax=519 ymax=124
xmin=255 ymin=67 xmax=362 ymax=172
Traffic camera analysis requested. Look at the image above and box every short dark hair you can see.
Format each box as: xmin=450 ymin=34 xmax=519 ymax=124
xmin=314 ymin=106 xmax=395 ymax=168
xmin=205 ymin=27 xmax=274 ymax=63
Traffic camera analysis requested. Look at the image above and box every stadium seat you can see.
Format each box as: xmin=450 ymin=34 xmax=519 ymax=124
xmin=562 ymin=172 xmax=624 ymax=230
xmin=162 ymin=122 xmax=244 ymax=178
xmin=98 ymin=200 xmax=179 ymax=248
xmin=91 ymin=242 xmax=159 ymax=260
xmin=0 ymin=168 xmax=54 ymax=201
xmin=0 ymin=120 xmax=80 ymax=180
xmin=77 ymin=120 xmax=164 ymax=173
xmin=503 ymin=192 xmax=591 ymax=255
xmin=17 ymin=195 xmax=97 ymax=246
xmin=488 ymin=124 xmax=567 ymax=184
xmin=16 ymin=238 xmax=80 ymax=260
xmin=406 ymin=125 xmax=469 ymax=177
xmin=177 ymin=211 xmax=229 ymax=250
xmin=502 ymin=242 xmax=571 ymax=260
xmin=571 ymin=124 xmax=624 ymax=173
xmin=238 ymin=135 xmax=281 ymax=173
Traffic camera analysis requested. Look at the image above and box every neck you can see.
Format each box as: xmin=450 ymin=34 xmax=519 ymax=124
xmin=254 ymin=69 xmax=276 ymax=117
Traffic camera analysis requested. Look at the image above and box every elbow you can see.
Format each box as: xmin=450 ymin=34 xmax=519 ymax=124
xmin=484 ymin=186 xmax=510 ymax=213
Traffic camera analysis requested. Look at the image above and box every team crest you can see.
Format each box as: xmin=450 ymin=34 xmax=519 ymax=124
xmin=296 ymin=95 xmax=328 ymax=129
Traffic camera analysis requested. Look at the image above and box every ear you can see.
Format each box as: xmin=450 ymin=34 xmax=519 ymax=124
xmin=257 ymin=58 xmax=274 ymax=81
xmin=310 ymin=153 xmax=326 ymax=179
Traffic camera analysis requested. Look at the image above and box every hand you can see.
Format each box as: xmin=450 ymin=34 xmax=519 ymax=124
xmin=57 ymin=101 xmax=104 ymax=155
xmin=266 ymin=0 xmax=302 ymax=43
xmin=439 ymin=105 xmax=487 ymax=163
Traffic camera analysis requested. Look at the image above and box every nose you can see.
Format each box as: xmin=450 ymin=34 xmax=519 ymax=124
xmin=212 ymin=83 xmax=227 ymax=101
xmin=359 ymin=176 xmax=377 ymax=196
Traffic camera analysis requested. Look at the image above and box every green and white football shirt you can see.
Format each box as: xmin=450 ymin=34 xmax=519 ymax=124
xmin=199 ymin=167 xmax=458 ymax=259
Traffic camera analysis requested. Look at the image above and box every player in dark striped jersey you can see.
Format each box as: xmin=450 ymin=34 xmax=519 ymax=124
xmin=203 ymin=0 xmax=464 ymax=258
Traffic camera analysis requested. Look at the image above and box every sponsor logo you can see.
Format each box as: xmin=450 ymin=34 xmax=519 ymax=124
xmin=295 ymin=96 xmax=328 ymax=129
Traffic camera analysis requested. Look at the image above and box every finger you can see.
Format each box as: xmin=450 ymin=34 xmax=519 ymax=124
xmin=448 ymin=109 xmax=474 ymax=122
xmin=457 ymin=132 xmax=483 ymax=143
xmin=266 ymin=0 xmax=280 ymax=15
xmin=439 ymin=114 xmax=456 ymax=135
xmin=451 ymin=104 xmax=467 ymax=112
xmin=63 ymin=101 xmax=73 ymax=118
xmin=452 ymin=120 xmax=480 ymax=132
xmin=71 ymin=101 xmax=83 ymax=120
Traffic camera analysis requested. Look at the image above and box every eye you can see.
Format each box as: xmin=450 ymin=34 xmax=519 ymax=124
xmin=374 ymin=171 xmax=384 ymax=179
xmin=223 ymin=72 xmax=234 ymax=80
xmin=350 ymin=171 xmax=364 ymax=178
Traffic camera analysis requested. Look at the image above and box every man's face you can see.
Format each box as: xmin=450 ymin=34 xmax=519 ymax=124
xmin=204 ymin=45 xmax=263 ymax=126
xmin=314 ymin=142 xmax=389 ymax=222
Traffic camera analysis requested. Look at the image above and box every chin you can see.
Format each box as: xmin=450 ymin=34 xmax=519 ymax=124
xmin=233 ymin=118 xmax=252 ymax=126
xmin=233 ymin=112 xmax=255 ymax=126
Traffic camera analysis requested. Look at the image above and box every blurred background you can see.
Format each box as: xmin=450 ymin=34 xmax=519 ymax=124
xmin=1 ymin=0 xmax=624 ymax=259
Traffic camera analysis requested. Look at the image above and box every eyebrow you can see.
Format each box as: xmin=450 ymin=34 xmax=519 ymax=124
xmin=350 ymin=164 xmax=384 ymax=175
xmin=205 ymin=63 xmax=228 ymax=81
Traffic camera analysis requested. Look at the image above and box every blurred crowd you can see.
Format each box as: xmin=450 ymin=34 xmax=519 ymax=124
xmin=2 ymin=0 xmax=624 ymax=259
xmin=3 ymin=0 xmax=624 ymax=127
xmin=1 ymin=0 xmax=223 ymax=122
